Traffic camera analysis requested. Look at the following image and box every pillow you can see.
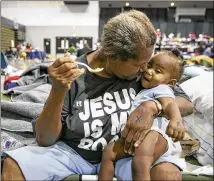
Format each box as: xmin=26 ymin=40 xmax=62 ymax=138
xmin=183 ymin=66 xmax=209 ymax=77
xmin=180 ymin=72 xmax=213 ymax=122
xmin=183 ymin=111 xmax=213 ymax=166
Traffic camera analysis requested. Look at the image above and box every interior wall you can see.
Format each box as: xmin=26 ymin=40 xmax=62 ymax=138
xmin=1 ymin=1 xmax=99 ymax=26
xmin=1 ymin=27 xmax=15 ymax=52
xmin=152 ymin=22 xmax=214 ymax=37
xmin=99 ymin=7 xmax=214 ymax=39
xmin=2 ymin=1 xmax=99 ymax=57
xmin=26 ymin=26 xmax=98 ymax=58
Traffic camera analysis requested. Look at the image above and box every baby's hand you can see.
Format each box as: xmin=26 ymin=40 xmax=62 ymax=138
xmin=166 ymin=120 xmax=185 ymax=142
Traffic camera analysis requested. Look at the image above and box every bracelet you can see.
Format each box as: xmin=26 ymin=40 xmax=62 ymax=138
xmin=150 ymin=99 xmax=162 ymax=116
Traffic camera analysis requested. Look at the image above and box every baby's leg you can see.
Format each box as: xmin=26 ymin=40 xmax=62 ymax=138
xmin=132 ymin=131 xmax=168 ymax=181
xmin=98 ymin=139 xmax=129 ymax=181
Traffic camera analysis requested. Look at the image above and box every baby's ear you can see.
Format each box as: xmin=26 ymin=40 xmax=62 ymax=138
xmin=168 ymin=79 xmax=177 ymax=87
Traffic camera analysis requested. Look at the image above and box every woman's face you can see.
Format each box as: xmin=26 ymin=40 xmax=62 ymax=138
xmin=108 ymin=46 xmax=154 ymax=80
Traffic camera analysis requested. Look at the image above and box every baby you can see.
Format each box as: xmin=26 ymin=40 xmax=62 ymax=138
xmin=98 ymin=49 xmax=186 ymax=181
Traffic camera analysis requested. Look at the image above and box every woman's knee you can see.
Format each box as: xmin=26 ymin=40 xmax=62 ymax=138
xmin=2 ymin=157 xmax=15 ymax=173
xmin=2 ymin=156 xmax=25 ymax=181
xmin=150 ymin=162 xmax=182 ymax=181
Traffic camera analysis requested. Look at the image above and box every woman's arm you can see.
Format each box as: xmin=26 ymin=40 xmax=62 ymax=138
xmin=175 ymin=96 xmax=194 ymax=117
xmin=35 ymin=56 xmax=84 ymax=146
xmin=121 ymin=101 xmax=158 ymax=154
xmin=173 ymin=84 xmax=194 ymax=117
xmin=35 ymin=88 xmax=66 ymax=146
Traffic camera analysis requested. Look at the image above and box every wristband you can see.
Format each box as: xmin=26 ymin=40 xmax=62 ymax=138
xmin=150 ymin=99 xmax=162 ymax=116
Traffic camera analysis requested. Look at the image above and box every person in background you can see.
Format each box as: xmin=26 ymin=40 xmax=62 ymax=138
xmin=2 ymin=10 xmax=193 ymax=181
xmin=156 ymin=29 xmax=162 ymax=39
xmin=203 ymin=46 xmax=214 ymax=58
xmin=156 ymin=29 xmax=162 ymax=53
xmin=68 ymin=44 xmax=77 ymax=55
xmin=25 ymin=43 xmax=32 ymax=59
xmin=5 ymin=47 xmax=15 ymax=59
xmin=26 ymin=43 xmax=32 ymax=52
xmin=19 ymin=52 xmax=27 ymax=61
xmin=98 ymin=48 xmax=186 ymax=181
xmin=77 ymin=41 xmax=92 ymax=57
xmin=189 ymin=32 xmax=196 ymax=43
xmin=195 ymin=41 xmax=206 ymax=55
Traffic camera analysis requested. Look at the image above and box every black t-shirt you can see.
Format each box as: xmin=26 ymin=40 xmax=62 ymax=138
xmin=77 ymin=47 xmax=92 ymax=57
xmin=59 ymin=53 xmax=190 ymax=163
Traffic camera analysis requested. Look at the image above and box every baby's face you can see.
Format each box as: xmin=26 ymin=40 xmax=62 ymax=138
xmin=141 ymin=53 xmax=175 ymax=89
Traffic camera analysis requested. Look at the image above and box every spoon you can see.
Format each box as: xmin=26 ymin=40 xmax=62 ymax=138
xmin=76 ymin=62 xmax=104 ymax=73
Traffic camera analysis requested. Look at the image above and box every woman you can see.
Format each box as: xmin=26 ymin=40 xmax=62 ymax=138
xmin=2 ymin=10 xmax=193 ymax=181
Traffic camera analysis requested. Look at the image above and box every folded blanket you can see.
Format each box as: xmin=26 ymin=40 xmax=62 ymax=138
xmin=185 ymin=55 xmax=213 ymax=67
xmin=1 ymin=84 xmax=51 ymax=152
xmin=2 ymin=64 xmax=51 ymax=95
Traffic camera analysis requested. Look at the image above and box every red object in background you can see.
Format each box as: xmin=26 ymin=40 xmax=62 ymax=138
xmin=203 ymin=34 xmax=209 ymax=39
xmin=189 ymin=33 xmax=196 ymax=40
xmin=156 ymin=31 xmax=162 ymax=38
xmin=4 ymin=76 xmax=20 ymax=87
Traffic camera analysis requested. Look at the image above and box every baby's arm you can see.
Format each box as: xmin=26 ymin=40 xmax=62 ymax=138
xmin=158 ymin=97 xmax=185 ymax=141
xmin=98 ymin=139 xmax=129 ymax=181
xmin=158 ymin=97 xmax=182 ymax=120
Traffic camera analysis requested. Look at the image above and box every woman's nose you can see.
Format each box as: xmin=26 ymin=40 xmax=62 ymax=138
xmin=139 ymin=68 xmax=144 ymax=73
xmin=139 ymin=64 xmax=148 ymax=73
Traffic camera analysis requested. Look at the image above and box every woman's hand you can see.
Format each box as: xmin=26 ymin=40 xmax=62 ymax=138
xmin=121 ymin=101 xmax=158 ymax=155
xmin=48 ymin=55 xmax=84 ymax=92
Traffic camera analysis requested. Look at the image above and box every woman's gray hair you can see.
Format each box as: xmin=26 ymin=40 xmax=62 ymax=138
xmin=101 ymin=10 xmax=157 ymax=61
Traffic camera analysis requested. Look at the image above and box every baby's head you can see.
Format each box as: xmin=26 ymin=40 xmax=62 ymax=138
xmin=141 ymin=48 xmax=184 ymax=89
